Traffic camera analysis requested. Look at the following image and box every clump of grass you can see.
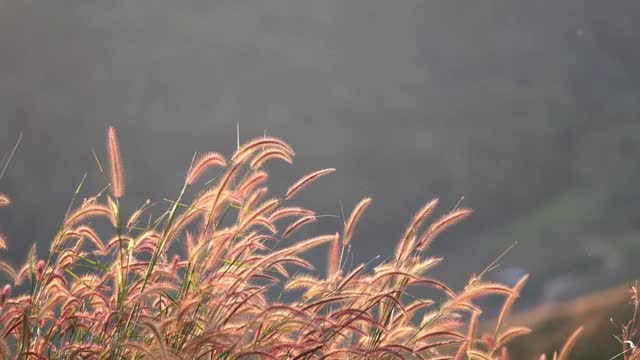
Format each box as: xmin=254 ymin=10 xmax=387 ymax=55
xmin=0 ymin=128 xmax=582 ymax=359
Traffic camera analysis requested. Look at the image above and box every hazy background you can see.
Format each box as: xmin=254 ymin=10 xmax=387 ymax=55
xmin=1 ymin=0 xmax=640 ymax=313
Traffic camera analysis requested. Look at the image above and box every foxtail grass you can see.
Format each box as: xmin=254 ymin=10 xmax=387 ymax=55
xmin=0 ymin=128 xmax=585 ymax=359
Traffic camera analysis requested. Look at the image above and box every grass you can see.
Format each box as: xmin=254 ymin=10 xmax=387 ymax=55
xmin=0 ymin=127 xmax=611 ymax=359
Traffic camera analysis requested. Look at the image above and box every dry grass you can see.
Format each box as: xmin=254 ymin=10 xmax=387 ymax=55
xmin=0 ymin=128 xmax=585 ymax=359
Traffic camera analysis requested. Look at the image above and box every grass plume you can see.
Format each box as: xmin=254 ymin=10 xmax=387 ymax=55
xmin=0 ymin=193 xmax=10 ymax=207
xmin=0 ymin=129 xmax=590 ymax=359
xmin=107 ymin=126 xmax=124 ymax=198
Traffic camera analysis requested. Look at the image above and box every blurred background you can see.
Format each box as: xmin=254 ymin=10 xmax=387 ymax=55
xmin=1 ymin=1 xmax=639 ymax=357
